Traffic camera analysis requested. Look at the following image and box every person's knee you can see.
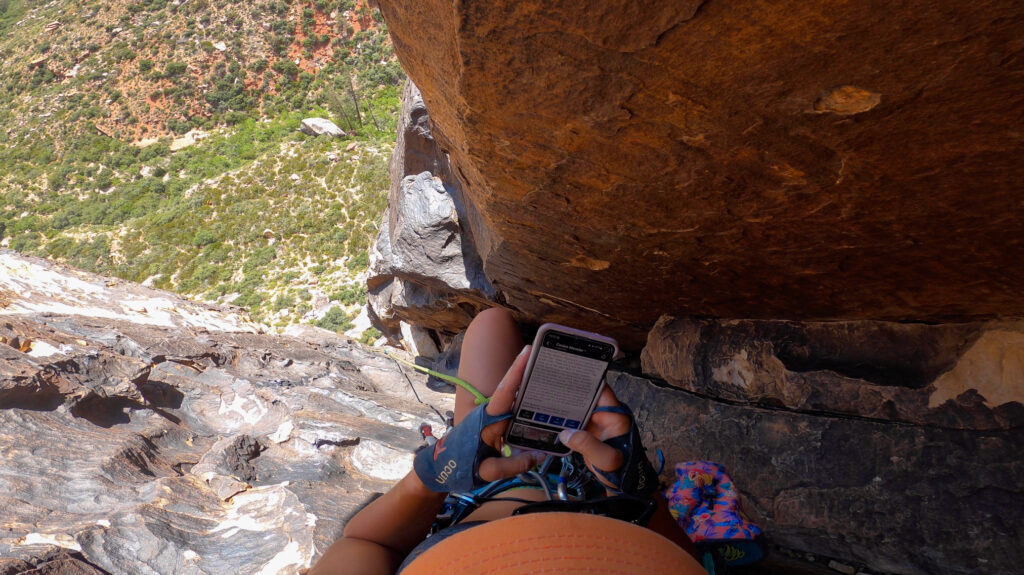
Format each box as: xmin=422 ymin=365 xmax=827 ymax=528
xmin=475 ymin=306 xmax=516 ymax=325
xmin=464 ymin=307 xmax=521 ymax=354
xmin=466 ymin=306 xmax=516 ymax=333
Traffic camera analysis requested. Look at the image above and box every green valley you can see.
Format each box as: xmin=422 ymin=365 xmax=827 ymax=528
xmin=0 ymin=0 xmax=401 ymax=339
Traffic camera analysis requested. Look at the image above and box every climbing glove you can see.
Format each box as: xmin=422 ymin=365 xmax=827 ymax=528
xmin=413 ymin=403 xmax=512 ymax=493
xmin=588 ymin=404 xmax=661 ymax=496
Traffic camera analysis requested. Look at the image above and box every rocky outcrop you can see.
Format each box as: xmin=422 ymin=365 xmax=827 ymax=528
xmin=376 ymin=0 xmax=1024 ymax=348
xmin=609 ymin=371 xmax=1024 ymax=575
xmin=0 ymin=252 xmax=452 ymax=574
xmin=641 ymin=316 xmax=1024 ymax=431
xmin=629 ymin=316 xmax=1024 ymax=574
xmin=368 ymin=3 xmax=1024 ymax=574
xmin=367 ymin=83 xmax=495 ymax=345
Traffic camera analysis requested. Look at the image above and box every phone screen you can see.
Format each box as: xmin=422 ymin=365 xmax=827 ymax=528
xmin=506 ymin=328 xmax=615 ymax=454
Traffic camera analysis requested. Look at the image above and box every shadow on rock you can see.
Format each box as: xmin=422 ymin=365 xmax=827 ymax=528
xmin=70 ymin=393 xmax=181 ymax=428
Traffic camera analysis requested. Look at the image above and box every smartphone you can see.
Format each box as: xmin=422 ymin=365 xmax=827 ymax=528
xmin=504 ymin=323 xmax=619 ymax=455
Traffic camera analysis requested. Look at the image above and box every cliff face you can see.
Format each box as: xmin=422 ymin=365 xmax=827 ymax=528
xmin=369 ymin=2 xmax=1024 ymax=574
xmin=0 ymin=252 xmax=453 ymax=574
xmin=376 ymin=0 xmax=1024 ymax=348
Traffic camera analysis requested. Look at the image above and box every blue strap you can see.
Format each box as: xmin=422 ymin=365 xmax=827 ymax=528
xmin=593 ymin=406 xmax=630 ymax=416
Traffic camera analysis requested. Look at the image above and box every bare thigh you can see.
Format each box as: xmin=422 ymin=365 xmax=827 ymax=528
xmin=454 ymin=307 xmax=524 ymax=425
xmin=453 ymin=308 xmax=535 ymax=521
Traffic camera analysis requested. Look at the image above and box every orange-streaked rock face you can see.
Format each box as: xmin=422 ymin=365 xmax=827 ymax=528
xmin=378 ymin=0 xmax=1024 ymax=348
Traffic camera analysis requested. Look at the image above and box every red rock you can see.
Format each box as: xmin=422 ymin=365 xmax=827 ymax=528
xmin=609 ymin=369 xmax=1024 ymax=575
xmin=377 ymin=0 xmax=1024 ymax=348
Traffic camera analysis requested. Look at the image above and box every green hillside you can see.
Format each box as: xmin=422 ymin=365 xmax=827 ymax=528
xmin=0 ymin=0 xmax=401 ymax=338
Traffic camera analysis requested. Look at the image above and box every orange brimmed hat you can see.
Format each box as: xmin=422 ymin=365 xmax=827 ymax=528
xmin=402 ymin=512 xmax=706 ymax=575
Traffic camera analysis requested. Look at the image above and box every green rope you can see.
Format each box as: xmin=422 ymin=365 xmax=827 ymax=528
xmin=387 ymin=353 xmax=489 ymax=406
xmin=387 ymin=352 xmax=514 ymax=457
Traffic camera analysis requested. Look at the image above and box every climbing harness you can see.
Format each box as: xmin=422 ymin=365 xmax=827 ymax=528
xmin=413 ymin=372 xmax=668 ymax=528
xmin=430 ymin=452 xmax=659 ymax=533
xmin=410 ymin=367 xmax=766 ymax=571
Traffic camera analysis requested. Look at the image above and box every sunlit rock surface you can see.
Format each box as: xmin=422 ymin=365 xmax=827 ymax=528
xmin=0 ymin=251 xmax=452 ymax=574
xmin=367 ymin=2 xmax=1024 ymax=572
xmin=377 ymin=0 xmax=1024 ymax=348
xmin=367 ymin=82 xmax=495 ymax=343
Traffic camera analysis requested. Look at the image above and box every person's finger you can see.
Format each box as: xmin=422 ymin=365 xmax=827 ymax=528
xmin=486 ymin=345 xmax=531 ymax=416
xmin=558 ymin=428 xmax=623 ymax=472
xmin=595 ymin=385 xmax=620 ymax=407
xmin=478 ymin=451 xmax=544 ymax=482
xmin=587 ymin=387 xmax=630 ymax=440
xmin=480 ymin=417 xmax=511 ymax=448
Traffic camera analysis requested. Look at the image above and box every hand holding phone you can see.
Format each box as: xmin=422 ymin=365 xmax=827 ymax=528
xmin=414 ymin=348 xmax=546 ymax=492
xmin=504 ymin=324 xmax=619 ymax=455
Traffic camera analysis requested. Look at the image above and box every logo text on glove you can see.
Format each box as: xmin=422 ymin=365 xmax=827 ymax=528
xmin=435 ymin=459 xmax=457 ymax=485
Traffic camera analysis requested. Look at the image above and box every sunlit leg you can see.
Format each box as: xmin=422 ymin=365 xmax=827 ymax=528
xmin=454 ymin=307 xmax=524 ymax=425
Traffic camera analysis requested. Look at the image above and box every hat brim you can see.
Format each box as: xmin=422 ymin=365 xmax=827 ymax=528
xmin=402 ymin=512 xmax=706 ymax=574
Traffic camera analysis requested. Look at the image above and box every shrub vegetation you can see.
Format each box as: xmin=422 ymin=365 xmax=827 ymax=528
xmin=0 ymin=0 xmax=403 ymax=333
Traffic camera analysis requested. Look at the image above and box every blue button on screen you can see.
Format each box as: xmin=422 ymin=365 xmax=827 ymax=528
xmin=534 ymin=413 xmax=550 ymax=423
xmin=564 ymin=419 xmax=581 ymax=429
xmin=549 ymin=416 xmax=565 ymax=426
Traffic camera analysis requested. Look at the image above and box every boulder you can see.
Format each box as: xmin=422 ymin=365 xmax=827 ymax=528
xmin=367 ymin=82 xmax=495 ymax=342
xmin=640 ymin=316 xmax=1024 ymax=430
xmin=631 ymin=315 xmax=1024 ymax=574
xmin=376 ymin=0 xmax=1024 ymax=347
xmin=169 ymin=129 xmax=208 ymax=152
xmin=399 ymin=321 xmax=440 ymax=359
xmin=299 ymin=117 xmax=345 ymax=138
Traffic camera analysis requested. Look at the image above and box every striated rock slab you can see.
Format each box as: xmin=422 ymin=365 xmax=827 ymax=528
xmin=368 ymin=82 xmax=496 ymax=342
xmin=377 ymin=0 xmax=1024 ymax=347
xmin=0 ymin=250 xmax=257 ymax=334
xmin=0 ymin=252 xmax=453 ymax=574
xmin=631 ymin=314 xmax=1024 ymax=574
xmin=609 ymin=371 xmax=1024 ymax=575
xmin=640 ymin=315 xmax=1024 ymax=430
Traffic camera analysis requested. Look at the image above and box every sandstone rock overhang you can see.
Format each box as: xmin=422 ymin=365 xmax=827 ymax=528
xmin=377 ymin=0 xmax=1024 ymax=346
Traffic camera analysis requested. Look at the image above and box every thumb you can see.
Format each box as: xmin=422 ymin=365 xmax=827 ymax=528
xmin=558 ymin=429 xmax=623 ymax=472
xmin=478 ymin=451 xmax=545 ymax=483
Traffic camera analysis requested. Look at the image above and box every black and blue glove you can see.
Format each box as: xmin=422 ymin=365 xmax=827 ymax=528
xmin=412 ymin=347 xmax=544 ymax=493
xmin=588 ymin=404 xmax=660 ymax=496
xmin=414 ymin=404 xmax=513 ymax=493
xmin=557 ymin=398 xmax=661 ymax=497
